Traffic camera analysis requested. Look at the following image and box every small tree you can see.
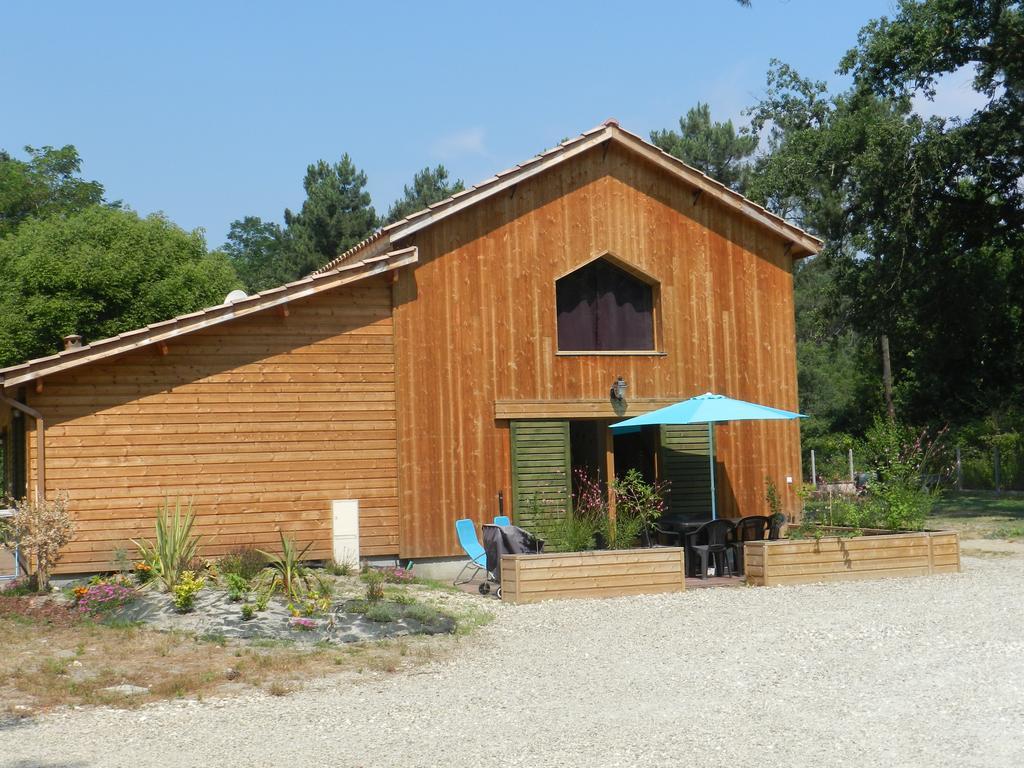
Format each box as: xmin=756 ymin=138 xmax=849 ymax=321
xmin=1 ymin=492 xmax=74 ymax=592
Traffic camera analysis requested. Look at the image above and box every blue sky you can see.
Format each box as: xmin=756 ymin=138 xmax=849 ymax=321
xmin=2 ymin=1 xmax=984 ymax=247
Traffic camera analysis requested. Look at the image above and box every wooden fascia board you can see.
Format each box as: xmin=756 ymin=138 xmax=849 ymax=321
xmin=0 ymin=247 xmax=418 ymax=390
xmin=381 ymin=127 xmax=820 ymax=258
xmin=494 ymin=398 xmax=682 ymax=420
xmin=607 ymin=127 xmax=823 ymax=256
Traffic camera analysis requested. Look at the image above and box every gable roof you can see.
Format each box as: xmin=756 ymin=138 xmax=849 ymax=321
xmin=314 ymin=120 xmax=823 ymax=275
xmin=0 ymin=247 xmax=418 ymax=390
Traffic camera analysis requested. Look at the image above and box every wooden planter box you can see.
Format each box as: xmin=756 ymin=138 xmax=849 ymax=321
xmin=744 ymin=530 xmax=961 ymax=587
xmin=500 ymin=547 xmax=686 ymax=604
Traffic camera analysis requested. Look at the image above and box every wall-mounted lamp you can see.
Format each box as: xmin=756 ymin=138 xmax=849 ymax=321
xmin=611 ymin=376 xmax=628 ymax=401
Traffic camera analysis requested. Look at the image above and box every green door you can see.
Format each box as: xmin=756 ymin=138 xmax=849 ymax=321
xmin=510 ymin=420 xmax=572 ymax=537
xmin=660 ymin=424 xmax=713 ymax=519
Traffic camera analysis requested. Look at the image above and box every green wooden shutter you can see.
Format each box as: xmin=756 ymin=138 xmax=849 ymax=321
xmin=510 ymin=420 xmax=571 ymax=536
xmin=660 ymin=424 xmax=713 ymax=519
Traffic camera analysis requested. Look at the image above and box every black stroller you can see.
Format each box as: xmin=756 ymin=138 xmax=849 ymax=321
xmin=480 ymin=523 xmax=544 ymax=598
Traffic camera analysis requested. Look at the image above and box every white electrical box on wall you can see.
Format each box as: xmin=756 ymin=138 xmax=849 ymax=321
xmin=331 ymin=499 xmax=360 ymax=566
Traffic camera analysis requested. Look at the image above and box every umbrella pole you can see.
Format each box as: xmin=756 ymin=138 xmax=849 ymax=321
xmin=708 ymin=421 xmax=717 ymax=520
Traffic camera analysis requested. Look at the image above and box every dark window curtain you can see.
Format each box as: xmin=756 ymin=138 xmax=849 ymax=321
xmin=556 ymin=266 xmax=597 ymax=350
xmin=557 ymin=259 xmax=654 ymax=351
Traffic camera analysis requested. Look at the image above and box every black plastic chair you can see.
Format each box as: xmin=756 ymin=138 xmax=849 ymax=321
xmin=684 ymin=519 xmax=736 ymax=579
xmin=730 ymin=515 xmax=770 ymax=574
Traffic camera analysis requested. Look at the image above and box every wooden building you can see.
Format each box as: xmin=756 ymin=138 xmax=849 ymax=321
xmin=0 ymin=121 xmax=821 ymax=573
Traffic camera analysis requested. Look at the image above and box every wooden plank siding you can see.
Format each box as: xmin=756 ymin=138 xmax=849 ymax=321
xmin=24 ymin=280 xmax=399 ymax=573
xmin=500 ymin=547 xmax=686 ymax=604
xmin=392 ymin=141 xmax=802 ymax=558
xmin=744 ymin=531 xmax=961 ymax=586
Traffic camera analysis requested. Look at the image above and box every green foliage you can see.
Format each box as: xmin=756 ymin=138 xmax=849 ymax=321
xmin=323 ymin=558 xmax=353 ymax=577
xmin=545 ymin=513 xmax=602 ymax=553
xmin=765 ymin=479 xmax=782 ymax=518
xmin=745 ymin=0 xmax=1024 ymax=434
xmin=217 ymin=546 xmax=267 ymax=581
xmin=240 ymin=603 xmax=256 ymax=621
xmin=0 ymin=145 xmax=105 ymax=238
xmin=611 ymin=469 xmax=667 ymax=530
xmin=0 ymin=206 xmax=240 ymax=367
xmin=171 ymin=570 xmax=205 ymax=613
xmin=257 ymin=531 xmax=314 ymax=602
xmin=132 ymin=498 xmax=201 ymax=592
xmin=800 ymin=417 xmax=943 ymax=534
xmin=363 ymin=602 xmax=397 ymax=623
xmin=225 ymin=573 xmax=249 ymax=602
xmin=650 ymin=103 xmax=758 ymax=192
xmin=222 ymin=216 xmax=292 ymax=293
xmin=283 ymin=154 xmax=379 ymax=272
xmin=362 ymin=569 xmax=385 ymax=602
xmin=385 ymin=165 xmax=465 ymax=224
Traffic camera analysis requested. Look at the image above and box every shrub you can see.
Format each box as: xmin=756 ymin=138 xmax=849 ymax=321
xmin=363 ymin=570 xmax=385 ymax=602
xmin=240 ymin=603 xmax=256 ymax=621
xmin=403 ymin=602 xmax=443 ymax=624
xmin=171 ymin=570 xmax=205 ymax=613
xmin=225 ymin=573 xmax=249 ymax=602
xmin=134 ymin=561 xmax=154 ymax=584
xmin=132 ymin=498 xmax=201 ymax=592
xmin=612 ymin=469 xmax=667 ymax=530
xmin=257 ymin=531 xmax=313 ymax=602
xmin=1 ymin=492 xmax=74 ymax=592
xmin=363 ymin=603 xmax=397 ymax=623
xmin=217 ymin=546 xmax=267 ymax=581
xmin=74 ymin=582 xmax=136 ymax=616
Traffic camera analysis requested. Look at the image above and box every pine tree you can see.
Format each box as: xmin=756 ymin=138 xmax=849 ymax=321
xmin=283 ymin=154 xmax=379 ymax=273
xmin=385 ymin=165 xmax=464 ymax=224
xmin=650 ymin=103 xmax=758 ymax=192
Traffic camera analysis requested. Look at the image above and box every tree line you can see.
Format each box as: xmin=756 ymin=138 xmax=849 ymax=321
xmin=2 ymin=0 xmax=1020 ymax=476
xmin=651 ymin=0 xmax=1022 ymax=473
xmin=0 ymin=146 xmax=462 ymax=369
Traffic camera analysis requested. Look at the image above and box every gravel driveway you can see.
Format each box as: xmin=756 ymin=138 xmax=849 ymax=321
xmin=4 ymin=551 xmax=1023 ymax=768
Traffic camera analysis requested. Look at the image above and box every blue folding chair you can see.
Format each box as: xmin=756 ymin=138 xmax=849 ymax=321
xmin=493 ymin=515 xmax=511 ymax=527
xmin=454 ymin=518 xmax=488 ymax=587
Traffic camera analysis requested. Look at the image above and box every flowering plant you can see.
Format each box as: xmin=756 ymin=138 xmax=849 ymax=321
xmin=74 ymin=582 xmax=136 ymax=616
xmin=289 ymin=617 xmax=317 ymax=631
xmin=380 ymin=566 xmax=415 ymax=584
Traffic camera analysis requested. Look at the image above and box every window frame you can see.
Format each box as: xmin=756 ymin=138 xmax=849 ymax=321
xmin=553 ymin=252 xmax=664 ymax=355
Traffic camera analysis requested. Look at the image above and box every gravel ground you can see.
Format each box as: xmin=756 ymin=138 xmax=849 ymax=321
xmin=3 ymin=553 xmax=1022 ymax=768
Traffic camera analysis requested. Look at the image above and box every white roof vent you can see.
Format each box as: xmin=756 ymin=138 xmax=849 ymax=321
xmin=224 ymin=289 xmax=248 ymax=304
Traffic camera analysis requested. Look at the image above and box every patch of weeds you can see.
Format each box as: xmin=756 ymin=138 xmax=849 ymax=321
xmin=402 ymin=603 xmax=443 ymax=625
xmin=986 ymin=524 xmax=1024 ymax=540
xmin=451 ymin=606 xmax=496 ymax=636
xmin=383 ymin=588 xmax=416 ymax=605
xmin=198 ymin=632 xmax=227 ymax=647
xmin=266 ymin=680 xmax=294 ymax=697
xmin=323 ymin=558 xmax=354 ymax=577
xmin=410 ymin=578 xmax=460 ymax=594
xmin=41 ymin=657 xmax=70 ymax=677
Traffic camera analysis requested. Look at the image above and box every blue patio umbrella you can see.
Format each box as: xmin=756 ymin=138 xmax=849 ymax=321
xmin=610 ymin=392 xmax=806 ymax=519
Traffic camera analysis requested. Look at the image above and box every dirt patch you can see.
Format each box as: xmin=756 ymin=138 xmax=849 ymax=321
xmin=0 ymin=598 xmax=454 ymax=720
